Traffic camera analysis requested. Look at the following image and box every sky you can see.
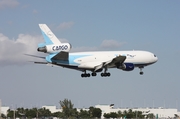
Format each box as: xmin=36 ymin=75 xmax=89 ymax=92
xmin=0 ymin=0 xmax=180 ymax=110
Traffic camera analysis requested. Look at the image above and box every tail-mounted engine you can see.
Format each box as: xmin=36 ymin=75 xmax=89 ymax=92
xmin=37 ymin=43 xmax=72 ymax=53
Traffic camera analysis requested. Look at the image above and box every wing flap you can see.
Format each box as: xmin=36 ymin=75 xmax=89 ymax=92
xmin=94 ymin=55 xmax=126 ymax=71
xmin=107 ymin=55 xmax=126 ymax=67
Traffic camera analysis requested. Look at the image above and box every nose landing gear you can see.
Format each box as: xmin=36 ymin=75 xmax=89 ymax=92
xmin=139 ymin=66 xmax=144 ymax=75
xmin=140 ymin=71 xmax=144 ymax=75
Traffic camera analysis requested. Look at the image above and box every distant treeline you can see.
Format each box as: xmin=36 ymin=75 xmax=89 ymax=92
xmin=2 ymin=99 xmax=155 ymax=119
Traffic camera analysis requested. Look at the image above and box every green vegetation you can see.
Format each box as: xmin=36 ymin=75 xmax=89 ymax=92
xmin=4 ymin=99 xmax=155 ymax=119
xmin=7 ymin=107 xmax=52 ymax=118
xmin=104 ymin=109 xmax=154 ymax=119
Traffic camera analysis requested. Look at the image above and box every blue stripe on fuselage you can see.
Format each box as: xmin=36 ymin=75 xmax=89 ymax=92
xmin=46 ymin=54 xmax=91 ymax=65
xmin=38 ymin=30 xmax=53 ymax=47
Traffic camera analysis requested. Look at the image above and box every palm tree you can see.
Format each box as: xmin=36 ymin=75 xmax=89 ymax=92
xmin=59 ymin=99 xmax=75 ymax=118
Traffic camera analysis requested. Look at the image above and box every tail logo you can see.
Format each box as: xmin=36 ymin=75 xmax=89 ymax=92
xmin=52 ymin=45 xmax=68 ymax=51
xmin=47 ymin=31 xmax=53 ymax=38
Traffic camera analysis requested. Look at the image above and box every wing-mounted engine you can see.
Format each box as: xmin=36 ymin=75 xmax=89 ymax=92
xmin=37 ymin=43 xmax=72 ymax=53
xmin=118 ymin=63 xmax=134 ymax=71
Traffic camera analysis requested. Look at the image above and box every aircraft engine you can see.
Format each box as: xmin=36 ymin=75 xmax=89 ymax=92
xmin=37 ymin=43 xmax=72 ymax=53
xmin=118 ymin=63 xmax=134 ymax=71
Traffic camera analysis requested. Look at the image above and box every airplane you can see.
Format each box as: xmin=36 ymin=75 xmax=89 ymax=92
xmin=33 ymin=24 xmax=158 ymax=78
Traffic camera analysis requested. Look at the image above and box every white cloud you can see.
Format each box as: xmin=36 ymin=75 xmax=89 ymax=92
xmin=57 ymin=22 xmax=74 ymax=30
xmin=0 ymin=0 xmax=19 ymax=9
xmin=0 ymin=33 xmax=44 ymax=66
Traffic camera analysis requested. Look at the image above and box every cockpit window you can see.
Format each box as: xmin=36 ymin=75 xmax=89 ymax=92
xmin=154 ymin=54 xmax=156 ymax=57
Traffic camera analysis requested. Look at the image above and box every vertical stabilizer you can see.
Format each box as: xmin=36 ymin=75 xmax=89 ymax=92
xmin=38 ymin=24 xmax=61 ymax=47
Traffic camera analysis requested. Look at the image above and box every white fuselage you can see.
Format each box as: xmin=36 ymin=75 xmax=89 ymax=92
xmin=65 ymin=50 xmax=158 ymax=69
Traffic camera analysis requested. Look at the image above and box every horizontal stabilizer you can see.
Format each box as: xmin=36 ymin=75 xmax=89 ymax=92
xmin=34 ymin=62 xmax=48 ymax=64
xmin=24 ymin=54 xmax=46 ymax=59
xmin=51 ymin=51 xmax=69 ymax=61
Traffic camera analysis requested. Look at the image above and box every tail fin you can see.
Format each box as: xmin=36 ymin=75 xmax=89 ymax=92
xmin=38 ymin=24 xmax=72 ymax=53
xmin=38 ymin=24 xmax=61 ymax=47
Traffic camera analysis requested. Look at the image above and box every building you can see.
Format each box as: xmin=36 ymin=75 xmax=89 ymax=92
xmin=1 ymin=103 xmax=179 ymax=118
xmin=1 ymin=106 xmax=10 ymax=116
xmin=42 ymin=105 xmax=62 ymax=113
xmin=95 ymin=104 xmax=178 ymax=118
xmin=43 ymin=104 xmax=179 ymax=118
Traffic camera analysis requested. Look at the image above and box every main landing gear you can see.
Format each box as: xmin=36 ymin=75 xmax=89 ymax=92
xmin=81 ymin=68 xmax=111 ymax=78
xmin=100 ymin=66 xmax=111 ymax=77
xmin=101 ymin=72 xmax=111 ymax=77
xmin=81 ymin=71 xmax=97 ymax=78
xmin=81 ymin=72 xmax=111 ymax=78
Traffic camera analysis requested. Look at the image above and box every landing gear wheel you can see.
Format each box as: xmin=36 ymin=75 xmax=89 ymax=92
xmin=101 ymin=72 xmax=111 ymax=77
xmin=139 ymin=66 xmax=144 ymax=75
xmin=81 ymin=73 xmax=90 ymax=78
xmin=140 ymin=72 xmax=144 ymax=75
xmin=91 ymin=72 xmax=97 ymax=76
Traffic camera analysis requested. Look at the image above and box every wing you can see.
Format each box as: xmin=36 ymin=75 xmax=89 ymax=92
xmin=94 ymin=55 xmax=126 ymax=72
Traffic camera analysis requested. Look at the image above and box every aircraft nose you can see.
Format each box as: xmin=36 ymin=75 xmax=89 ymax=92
xmin=153 ymin=54 xmax=158 ymax=63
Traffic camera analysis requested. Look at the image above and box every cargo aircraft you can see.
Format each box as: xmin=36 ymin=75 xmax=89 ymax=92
xmin=33 ymin=24 xmax=158 ymax=78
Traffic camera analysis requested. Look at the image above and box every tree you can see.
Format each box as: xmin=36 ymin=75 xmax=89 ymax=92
xmin=52 ymin=111 xmax=64 ymax=118
xmin=73 ymin=108 xmax=79 ymax=118
xmin=79 ymin=109 xmax=90 ymax=118
xmin=104 ymin=112 xmax=118 ymax=119
xmin=7 ymin=109 xmax=15 ymax=118
xmin=59 ymin=98 xmax=75 ymax=118
xmin=117 ymin=110 xmax=122 ymax=118
xmin=134 ymin=111 xmax=144 ymax=118
xmin=89 ymin=106 xmax=94 ymax=118
xmin=126 ymin=109 xmax=134 ymax=118
xmin=110 ymin=112 xmax=118 ymax=118
xmin=16 ymin=107 xmax=26 ymax=118
xmin=25 ymin=108 xmax=36 ymax=118
xmin=92 ymin=108 xmax=102 ymax=118
xmin=38 ymin=107 xmax=51 ymax=118
xmin=88 ymin=106 xmax=102 ymax=118
xmin=104 ymin=113 xmax=111 ymax=118
xmin=1 ymin=113 xmax=6 ymax=118
xmin=147 ymin=113 xmax=155 ymax=118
